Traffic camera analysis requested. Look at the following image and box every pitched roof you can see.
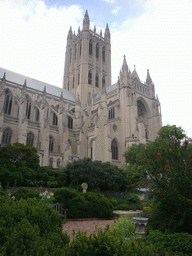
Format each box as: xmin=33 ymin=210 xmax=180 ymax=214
xmin=0 ymin=67 xmax=76 ymax=102
xmin=95 ymin=83 xmax=117 ymax=99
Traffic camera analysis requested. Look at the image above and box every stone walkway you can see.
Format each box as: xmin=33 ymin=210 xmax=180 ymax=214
xmin=62 ymin=210 xmax=141 ymax=241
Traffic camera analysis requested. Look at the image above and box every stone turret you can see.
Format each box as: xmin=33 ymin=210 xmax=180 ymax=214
xmin=104 ymin=24 xmax=110 ymax=42
xmin=83 ymin=10 xmax=90 ymax=30
xmin=146 ymin=69 xmax=155 ymax=98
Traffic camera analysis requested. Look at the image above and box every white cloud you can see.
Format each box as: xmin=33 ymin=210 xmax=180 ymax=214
xmin=112 ymin=6 xmax=121 ymax=15
xmin=104 ymin=0 xmax=116 ymax=3
xmin=0 ymin=0 xmax=83 ymax=87
xmin=111 ymin=0 xmax=192 ymax=136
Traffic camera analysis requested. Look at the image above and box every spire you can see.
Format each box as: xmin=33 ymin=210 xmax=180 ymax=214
xmin=23 ymin=79 xmax=27 ymax=87
xmin=67 ymin=26 xmax=72 ymax=40
xmin=83 ymin=10 xmax=90 ymax=30
xmin=122 ymin=55 xmax=128 ymax=73
xmin=146 ymin=69 xmax=152 ymax=84
xmin=104 ymin=23 xmax=110 ymax=42
xmin=2 ymin=72 xmax=6 ymax=81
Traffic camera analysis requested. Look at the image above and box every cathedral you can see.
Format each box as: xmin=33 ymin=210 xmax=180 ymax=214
xmin=0 ymin=11 xmax=162 ymax=167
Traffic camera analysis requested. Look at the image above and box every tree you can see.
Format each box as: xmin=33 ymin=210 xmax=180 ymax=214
xmin=123 ymin=125 xmax=192 ymax=234
xmin=146 ymin=125 xmax=192 ymax=233
xmin=0 ymin=143 xmax=40 ymax=187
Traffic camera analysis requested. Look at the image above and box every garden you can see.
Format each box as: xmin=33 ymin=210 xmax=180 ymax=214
xmin=0 ymin=125 xmax=192 ymax=255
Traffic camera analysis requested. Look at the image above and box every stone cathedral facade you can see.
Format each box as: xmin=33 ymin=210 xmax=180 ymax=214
xmin=0 ymin=11 xmax=162 ymax=167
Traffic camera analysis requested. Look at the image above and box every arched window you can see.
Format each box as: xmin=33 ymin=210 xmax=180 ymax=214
xmin=109 ymin=107 xmax=115 ymax=119
xmin=75 ymin=44 xmax=76 ymax=60
xmin=102 ymin=76 xmax=105 ymax=88
xmin=102 ymin=46 xmax=105 ymax=62
xmin=80 ymin=40 xmax=82 ymax=56
xmin=73 ymin=75 xmax=75 ymax=88
xmin=2 ymin=128 xmax=12 ymax=145
xmin=95 ymin=73 xmax=99 ymax=88
xmin=78 ymin=73 xmax=80 ymax=85
xmin=68 ymin=116 xmax=73 ymax=129
xmin=57 ymin=159 xmax=61 ymax=167
xmin=52 ymin=112 xmax=58 ymax=126
xmin=35 ymin=107 xmax=40 ymax=122
xmin=49 ymin=158 xmax=53 ymax=167
xmin=26 ymin=132 xmax=34 ymax=146
xmin=68 ymin=80 xmax=70 ymax=90
xmin=145 ymin=129 xmax=148 ymax=139
xmin=3 ymin=89 xmax=12 ymax=115
xmin=70 ymin=48 xmax=72 ymax=64
xmin=89 ymin=39 xmax=92 ymax=55
xmin=88 ymin=70 xmax=92 ymax=85
xmin=111 ymin=139 xmax=118 ymax=160
xmin=49 ymin=136 xmax=54 ymax=152
xmin=96 ymin=43 xmax=99 ymax=58
xmin=26 ymin=95 xmax=31 ymax=120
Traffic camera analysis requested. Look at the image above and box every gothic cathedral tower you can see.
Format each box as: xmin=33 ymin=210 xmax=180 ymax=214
xmin=63 ymin=10 xmax=111 ymax=107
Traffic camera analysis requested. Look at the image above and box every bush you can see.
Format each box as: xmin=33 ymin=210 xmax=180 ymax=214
xmin=124 ymin=193 xmax=140 ymax=203
xmin=142 ymin=231 xmax=192 ymax=256
xmin=58 ymin=158 xmax=127 ymax=191
xmin=65 ymin=226 xmax=177 ymax=256
xmin=112 ymin=215 xmax=136 ymax=240
xmin=13 ymin=187 xmax=40 ymax=201
xmin=0 ymin=195 xmax=70 ymax=255
xmin=54 ymin=188 xmax=113 ymax=219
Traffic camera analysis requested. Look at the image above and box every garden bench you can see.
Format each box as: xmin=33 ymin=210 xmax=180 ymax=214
xmin=51 ymin=203 xmax=67 ymax=223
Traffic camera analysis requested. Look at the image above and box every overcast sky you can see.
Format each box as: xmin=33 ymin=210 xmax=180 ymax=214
xmin=0 ymin=0 xmax=192 ymax=138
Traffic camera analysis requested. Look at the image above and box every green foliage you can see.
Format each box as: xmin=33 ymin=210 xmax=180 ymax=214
xmin=112 ymin=215 xmax=136 ymax=239
xmin=54 ymin=187 xmax=113 ymax=218
xmin=58 ymin=158 xmax=127 ymax=191
xmin=0 ymin=195 xmax=70 ymax=255
xmin=124 ymin=193 xmax=140 ymax=203
xmin=13 ymin=187 xmax=40 ymax=201
xmin=142 ymin=231 xmax=192 ymax=255
xmin=65 ymin=226 xmax=177 ymax=256
xmin=124 ymin=125 xmax=192 ymax=234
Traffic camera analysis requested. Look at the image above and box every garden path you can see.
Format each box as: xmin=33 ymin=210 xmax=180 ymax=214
xmin=62 ymin=210 xmax=141 ymax=241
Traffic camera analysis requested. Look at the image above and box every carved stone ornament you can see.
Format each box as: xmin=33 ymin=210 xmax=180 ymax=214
xmin=81 ymin=183 xmax=88 ymax=193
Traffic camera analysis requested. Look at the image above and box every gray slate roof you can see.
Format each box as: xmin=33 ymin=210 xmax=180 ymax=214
xmin=95 ymin=83 xmax=117 ymax=99
xmin=0 ymin=67 xmax=76 ymax=102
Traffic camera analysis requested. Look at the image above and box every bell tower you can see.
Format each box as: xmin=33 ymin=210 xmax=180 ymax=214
xmin=63 ymin=10 xmax=111 ymax=107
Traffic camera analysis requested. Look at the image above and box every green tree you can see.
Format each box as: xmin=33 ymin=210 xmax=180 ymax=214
xmin=0 ymin=143 xmax=40 ymax=187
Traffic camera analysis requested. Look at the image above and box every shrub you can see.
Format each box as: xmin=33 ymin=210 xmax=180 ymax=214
xmin=13 ymin=187 xmax=40 ymax=201
xmin=112 ymin=215 xmax=136 ymax=240
xmin=124 ymin=193 xmax=140 ymax=203
xmin=142 ymin=231 xmax=192 ymax=255
xmin=0 ymin=195 xmax=70 ymax=255
xmin=54 ymin=188 xmax=113 ymax=218
xmin=65 ymin=226 xmax=177 ymax=256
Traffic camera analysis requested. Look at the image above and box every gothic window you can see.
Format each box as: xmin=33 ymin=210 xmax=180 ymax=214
xmin=70 ymin=48 xmax=72 ymax=64
xmin=88 ymin=70 xmax=92 ymax=85
xmin=2 ymin=128 xmax=12 ymax=145
xmin=68 ymin=80 xmax=70 ymax=90
xmin=35 ymin=107 xmax=40 ymax=122
xmin=73 ymin=75 xmax=75 ymax=88
xmin=52 ymin=112 xmax=58 ymax=126
xmin=3 ymin=89 xmax=12 ymax=115
xmin=57 ymin=159 xmax=61 ymax=167
xmin=91 ymin=145 xmax=93 ymax=159
xmin=78 ymin=73 xmax=80 ymax=85
xmin=26 ymin=132 xmax=34 ymax=146
xmin=49 ymin=136 xmax=54 ymax=152
xmin=95 ymin=73 xmax=99 ymax=88
xmin=102 ymin=46 xmax=105 ymax=62
xmin=145 ymin=129 xmax=148 ymax=139
xmin=111 ymin=139 xmax=118 ymax=160
xmin=75 ymin=44 xmax=76 ymax=60
xmin=49 ymin=158 xmax=53 ymax=167
xmin=89 ymin=39 xmax=92 ymax=55
xmin=68 ymin=116 xmax=73 ymax=129
xmin=96 ymin=43 xmax=99 ymax=58
xmin=80 ymin=40 xmax=82 ymax=56
xmin=26 ymin=95 xmax=31 ymax=120
xmin=109 ymin=107 xmax=115 ymax=119
xmin=102 ymin=76 xmax=105 ymax=88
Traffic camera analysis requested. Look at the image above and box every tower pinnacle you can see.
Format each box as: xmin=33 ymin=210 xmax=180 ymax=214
xmin=83 ymin=10 xmax=90 ymax=30
xmin=146 ymin=69 xmax=152 ymax=84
